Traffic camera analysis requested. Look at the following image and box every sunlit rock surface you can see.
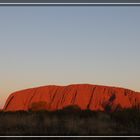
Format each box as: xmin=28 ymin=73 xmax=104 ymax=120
xmin=3 ymin=84 xmax=140 ymax=112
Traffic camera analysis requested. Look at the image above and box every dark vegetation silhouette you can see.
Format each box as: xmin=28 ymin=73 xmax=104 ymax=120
xmin=29 ymin=101 xmax=50 ymax=111
xmin=0 ymin=102 xmax=140 ymax=136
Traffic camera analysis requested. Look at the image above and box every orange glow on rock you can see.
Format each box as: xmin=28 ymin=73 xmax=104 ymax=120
xmin=3 ymin=84 xmax=140 ymax=112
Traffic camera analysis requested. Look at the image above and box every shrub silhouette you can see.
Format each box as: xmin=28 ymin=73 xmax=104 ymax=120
xmin=62 ymin=105 xmax=81 ymax=112
xmin=1 ymin=108 xmax=140 ymax=135
xmin=102 ymin=101 xmax=122 ymax=112
xmin=29 ymin=101 xmax=50 ymax=111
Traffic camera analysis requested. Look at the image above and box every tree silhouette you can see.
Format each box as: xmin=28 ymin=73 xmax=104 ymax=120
xmin=29 ymin=101 xmax=50 ymax=111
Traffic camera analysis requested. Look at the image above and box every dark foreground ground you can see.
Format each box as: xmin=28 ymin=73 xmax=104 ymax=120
xmin=0 ymin=107 xmax=140 ymax=136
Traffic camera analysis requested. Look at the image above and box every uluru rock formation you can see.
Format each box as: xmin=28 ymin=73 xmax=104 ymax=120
xmin=3 ymin=84 xmax=140 ymax=112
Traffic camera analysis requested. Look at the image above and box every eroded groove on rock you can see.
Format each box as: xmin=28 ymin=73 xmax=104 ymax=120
xmin=87 ymin=87 xmax=96 ymax=110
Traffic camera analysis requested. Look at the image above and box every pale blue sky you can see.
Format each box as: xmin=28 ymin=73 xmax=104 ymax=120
xmin=0 ymin=6 xmax=140 ymax=107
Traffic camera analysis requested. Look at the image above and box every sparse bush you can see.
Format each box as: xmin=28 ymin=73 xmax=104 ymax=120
xmin=62 ymin=105 xmax=81 ymax=112
xmin=29 ymin=101 xmax=50 ymax=111
xmin=0 ymin=107 xmax=140 ymax=136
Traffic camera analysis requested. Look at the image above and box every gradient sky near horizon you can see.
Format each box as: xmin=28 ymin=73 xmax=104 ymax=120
xmin=0 ymin=6 xmax=140 ymax=108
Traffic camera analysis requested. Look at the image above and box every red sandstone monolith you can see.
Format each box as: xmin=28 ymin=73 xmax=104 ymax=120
xmin=3 ymin=84 xmax=140 ymax=112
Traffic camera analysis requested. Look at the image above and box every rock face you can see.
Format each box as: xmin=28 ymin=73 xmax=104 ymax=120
xmin=3 ymin=84 xmax=140 ymax=112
